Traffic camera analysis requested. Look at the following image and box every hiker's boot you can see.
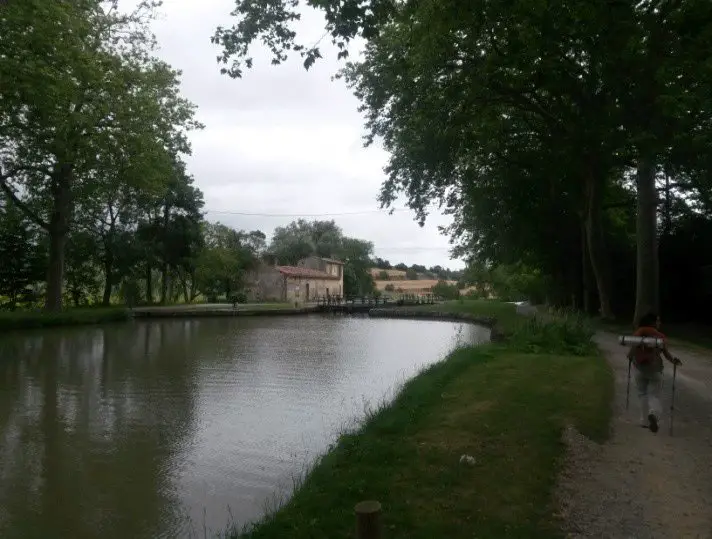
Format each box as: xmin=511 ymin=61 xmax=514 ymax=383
xmin=648 ymin=412 xmax=659 ymax=433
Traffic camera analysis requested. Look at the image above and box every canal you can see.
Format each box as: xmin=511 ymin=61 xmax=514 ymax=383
xmin=0 ymin=315 xmax=490 ymax=538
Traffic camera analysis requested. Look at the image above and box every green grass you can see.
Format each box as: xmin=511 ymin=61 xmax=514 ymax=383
xmin=228 ymin=301 xmax=612 ymax=539
xmin=396 ymin=299 xmax=522 ymax=331
xmin=237 ymin=303 xmax=294 ymax=310
xmin=0 ymin=307 xmax=132 ymax=331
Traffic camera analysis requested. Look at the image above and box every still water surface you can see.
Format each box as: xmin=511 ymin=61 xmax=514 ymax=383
xmin=0 ymin=315 xmax=489 ymax=538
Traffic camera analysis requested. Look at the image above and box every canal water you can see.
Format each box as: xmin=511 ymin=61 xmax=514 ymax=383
xmin=0 ymin=315 xmax=489 ymax=538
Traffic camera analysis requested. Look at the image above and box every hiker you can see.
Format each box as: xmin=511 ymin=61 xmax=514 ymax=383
xmin=627 ymin=312 xmax=682 ymax=433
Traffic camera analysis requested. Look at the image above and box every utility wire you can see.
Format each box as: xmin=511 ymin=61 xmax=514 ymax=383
xmin=205 ymin=208 xmax=411 ymax=217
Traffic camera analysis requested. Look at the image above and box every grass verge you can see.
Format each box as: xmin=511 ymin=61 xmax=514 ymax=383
xmin=0 ymin=307 xmax=132 ymax=331
xmin=229 ymin=300 xmax=613 ymax=539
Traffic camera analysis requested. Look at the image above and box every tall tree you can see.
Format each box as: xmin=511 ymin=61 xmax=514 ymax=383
xmin=0 ymin=0 xmax=200 ymax=310
xmin=0 ymin=199 xmax=46 ymax=309
xmin=213 ymin=0 xmax=712 ymax=322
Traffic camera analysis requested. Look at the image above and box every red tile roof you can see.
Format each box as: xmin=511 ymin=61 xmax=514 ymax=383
xmin=277 ymin=266 xmax=340 ymax=280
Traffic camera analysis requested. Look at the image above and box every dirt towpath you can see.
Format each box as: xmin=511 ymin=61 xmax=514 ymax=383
xmin=556 ymin=332 xmax=712 ymax=538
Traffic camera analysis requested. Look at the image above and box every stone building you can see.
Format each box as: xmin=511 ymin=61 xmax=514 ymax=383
xmin=246 ymin=256 xmax=344 ymax=303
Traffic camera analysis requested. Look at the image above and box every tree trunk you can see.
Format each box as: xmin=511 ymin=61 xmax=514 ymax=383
xmin=663 ymin=170 xmax=672 ymax=237
xmin=145 ymin=265 xmax=153 ymax=304
xmin=189 ymin=271 xmax=198 ymax=301
xmin=45 ymin=166 xmax=72 ymax=312
xmin=633 ymin=156 xmax=659 ymax=325
xmin=580 ymin=216 xmax=594 ymax=315
xmin=584 ymin=170 xmax=615 ymax=320
xmin=160 ymin=204 xmax=170 ymax=304
xmin=160 ymin=262 xmax=169 ymax=304
xmin=182 ymin=277 xmax=189 ymax=303
xmin=102 ymin=258 xmax=113 ymax=306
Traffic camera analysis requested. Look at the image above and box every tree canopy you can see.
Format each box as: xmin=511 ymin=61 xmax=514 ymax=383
xmin=0 ymin=0 xmax=201 ymax=310
xmin=214 ymin=0 xmax=712 ymax=323
xmin=268 ymin=219 xmax=376 ymax=296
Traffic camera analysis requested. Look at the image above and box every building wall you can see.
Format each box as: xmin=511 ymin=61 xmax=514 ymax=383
xmin=247 ymin=258 xmax=345 ymax=303
xmin=299 ymin=256 xmax=342 ymax=278
xmin=245 ymin=265 xmax=286 ymax=302
xmin=285 ymin=277 xmax=343 ymax=303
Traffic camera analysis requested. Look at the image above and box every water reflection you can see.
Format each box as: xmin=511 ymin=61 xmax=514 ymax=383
xmin=0 ymin=316 xmax=489 ymax=538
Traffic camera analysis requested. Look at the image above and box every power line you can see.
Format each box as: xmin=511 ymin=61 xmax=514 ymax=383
xmin=376 ymin=246 xmax=452 ymax=251
xmin=205 ymin=208 xmax=411 ymax=217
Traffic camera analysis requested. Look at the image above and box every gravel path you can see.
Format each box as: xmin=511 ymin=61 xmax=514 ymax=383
xmin=555 ymin=332 xmax=712 ymax=539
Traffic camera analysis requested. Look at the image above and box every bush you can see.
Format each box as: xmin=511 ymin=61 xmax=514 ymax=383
xmin=384 ymin=283 xmax=395 ymax=292
xmin=230 ymin=292 xmax=248 ymax=303
xmin=431 ymin=280 xmax=460 ymax=300
xmin=508 ymin=312 xmax=595 ymax=356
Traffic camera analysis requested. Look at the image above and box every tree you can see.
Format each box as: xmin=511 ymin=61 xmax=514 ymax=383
xmin=64 ymin=230 xmax=101 ymax=307
xmin=377 ymin=270 xmax=389 ymax=280
xmin=405 ymin=268 xmax=418 ymax=280
xmin=267 ymin=219 xmax=376 ymax=295
xmin=339 ymin=237 xmax=375 ymax=296
xmin=374 ymin=257 xmax=391 ymax=269
xmin=195 ymin=222 xmax=262 ymax=301
xmin=0 ymin=200 xmax=46 ymax=309
xmin=212 ymin=0 xmax=712 ymax=323
xmin=269 ymin=219 xmax=343 ymax=265
xmin=432 ymin=280 xmax=459 ymax=300
xmin=0 ymin=0 xmax=200 ymax=310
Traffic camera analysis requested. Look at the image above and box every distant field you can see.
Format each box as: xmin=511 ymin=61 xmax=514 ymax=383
xmin=369 ymin=268 xmax=408 ymax=279
xmin=375 ymin=279 xmax=458 ymax=292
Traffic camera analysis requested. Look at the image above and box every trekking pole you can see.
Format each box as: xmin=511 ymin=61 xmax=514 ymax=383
xmin=669 ymin=361 xmax=678 ymax=436
xmin=626 ymin=357 xmax=632 ymax=410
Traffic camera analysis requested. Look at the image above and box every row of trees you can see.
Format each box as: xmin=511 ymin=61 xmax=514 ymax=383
xmin=372 ymin=258 xmax=463 ymax=282
xmin=0 ymin=192 xmax=381 ymax=307
xmin=0 ymin=0 xmax=205 ymax=311
xmin=214 ymin=0 xmax=712 ymax=323
xmin=269 ymin=219 xmax=376 ymax=296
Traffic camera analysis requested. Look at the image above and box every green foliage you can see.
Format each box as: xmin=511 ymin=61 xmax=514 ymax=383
xmin=0 ymin=201 xmax=46 ymax=309
xmin=212 ymin=0 xmax=712 ymax=323
xmin=431 ymin=280 xmax=459 ymax=300
xmin=377 ymin=270 xmax=389 ymax=280
xmin=405 ymin=268 xmax=418 ymax=280
xmin=0 ymin=0 xmax=201 ymax=310
xmin=267 ymin=219 xmax=375 ymax=296
xmin=194 ymin=222 xmax=260 ymax=301
xmin=64 ymin=230 xmax=102 ymax=307
xmin=508 ymin=314 xmax=596 ymax=357
xmin=489 ymin=264 xmax=548 ymax=304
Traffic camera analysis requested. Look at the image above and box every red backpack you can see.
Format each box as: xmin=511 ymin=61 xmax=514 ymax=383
xmin=633 ymin=341 xmax=656 ymax=365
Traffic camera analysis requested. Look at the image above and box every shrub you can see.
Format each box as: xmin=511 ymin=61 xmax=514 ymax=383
xmin=508 ymin=312 xmax=595 ymax=356
xmin=431 ymin=280 xmax=460 ymax=300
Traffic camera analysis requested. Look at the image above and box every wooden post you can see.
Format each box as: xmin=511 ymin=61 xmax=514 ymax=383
xmin=355 ymin=500 xmax=382 ymax=539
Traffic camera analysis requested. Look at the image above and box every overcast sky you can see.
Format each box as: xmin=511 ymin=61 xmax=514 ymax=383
xmin=149 ymin=1 xmax=462 ymax=269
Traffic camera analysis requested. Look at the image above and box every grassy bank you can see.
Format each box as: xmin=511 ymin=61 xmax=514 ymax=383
xmin=0 ymin=307 xmax=132 ymax=331
xmin=230 ymin=300 xmax=612 ymax=539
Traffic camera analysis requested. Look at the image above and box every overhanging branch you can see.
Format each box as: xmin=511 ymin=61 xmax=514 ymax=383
xmin=0 ymin=172 xmax=50 ymax=230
